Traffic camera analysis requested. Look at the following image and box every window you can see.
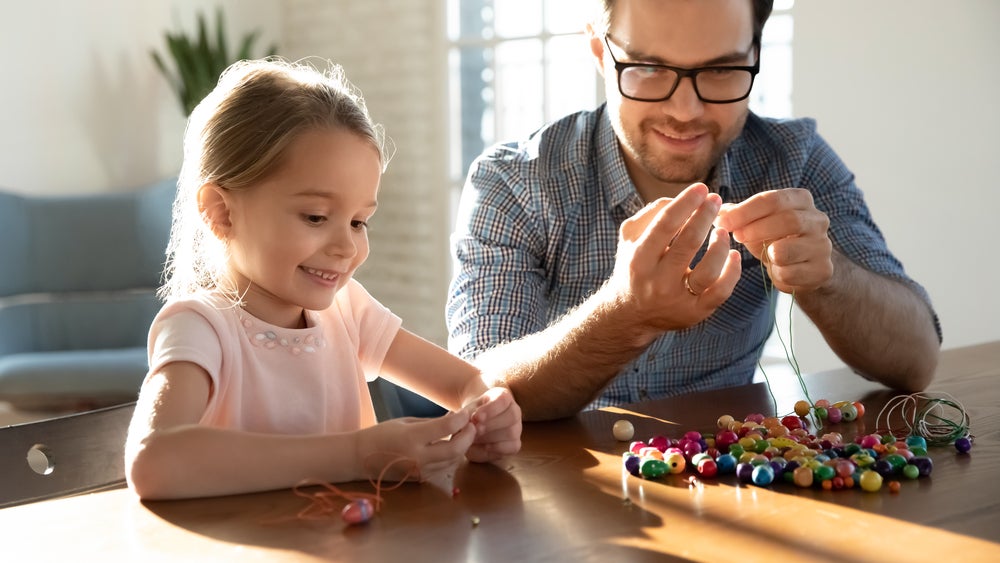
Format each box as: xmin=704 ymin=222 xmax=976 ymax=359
xmin=447 ymin=0 xmax=796 ymax=376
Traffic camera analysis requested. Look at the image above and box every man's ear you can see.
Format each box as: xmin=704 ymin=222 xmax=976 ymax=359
xmin=197 ymin=183 xmax=233 ymax=241
xmin=585 ymin=23 xmax=607 ymax=77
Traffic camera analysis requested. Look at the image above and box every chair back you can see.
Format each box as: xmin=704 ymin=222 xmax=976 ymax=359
xmin=0 ymin=401 xmax=135 ymax=508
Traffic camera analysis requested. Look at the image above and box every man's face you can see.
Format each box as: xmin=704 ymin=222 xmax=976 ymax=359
xmin=593 ymin=0 xmax=757 ymax=197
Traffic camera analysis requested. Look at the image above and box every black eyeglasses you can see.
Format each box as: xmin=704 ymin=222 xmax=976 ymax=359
xmin=604 ymin=35 xmax=759 ymax=104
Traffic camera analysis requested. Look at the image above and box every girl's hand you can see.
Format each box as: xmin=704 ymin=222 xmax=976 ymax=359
xmin=356 ymin=409 xmax=477 ymax=482
xmin=464 ymin=387 xmax=522 ymax=463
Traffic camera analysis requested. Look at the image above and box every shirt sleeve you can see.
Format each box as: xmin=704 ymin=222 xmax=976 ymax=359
xmin=446 ymin=149 xmax=552 ymax=360
xmin=801 ymin=129 xmax=942 ymax=342
xmin=339 ymin=280 xmax=402 ymax=382
xmin=147 ymin=301 xmax=225 ymax=390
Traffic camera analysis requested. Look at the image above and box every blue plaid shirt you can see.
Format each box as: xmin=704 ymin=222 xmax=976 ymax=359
xmin=447 ymin=104 xmax=938 ymax=410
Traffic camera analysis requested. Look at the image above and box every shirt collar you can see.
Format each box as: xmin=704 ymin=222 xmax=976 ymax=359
xmin=594 ymin=105 xmax=640 ymax=212
xmin=595 ymin=103 xmax=737 ymax=209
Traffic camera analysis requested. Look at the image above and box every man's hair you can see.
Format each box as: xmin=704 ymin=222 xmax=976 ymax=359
xmin=593 ymin=0 xmax=774 ymax=46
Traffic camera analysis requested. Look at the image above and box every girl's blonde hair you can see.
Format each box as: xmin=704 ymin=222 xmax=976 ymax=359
xmin=161 ymin=57 xmax=389 ymax=300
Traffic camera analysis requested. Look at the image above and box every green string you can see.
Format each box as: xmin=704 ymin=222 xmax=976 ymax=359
xmin=756 ymin=250 xmax=817 ymax=425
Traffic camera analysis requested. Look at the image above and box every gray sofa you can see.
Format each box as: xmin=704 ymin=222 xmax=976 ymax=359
xmin=0 ymin=178 xmax=175 ymax=410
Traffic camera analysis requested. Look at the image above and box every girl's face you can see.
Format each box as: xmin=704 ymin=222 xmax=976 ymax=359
xmin=223 ymin=128 xmax=381 ymax=328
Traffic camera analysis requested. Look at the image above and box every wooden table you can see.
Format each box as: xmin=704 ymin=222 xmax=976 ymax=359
xmin=2 ymin=342 xmax=998 ymax=562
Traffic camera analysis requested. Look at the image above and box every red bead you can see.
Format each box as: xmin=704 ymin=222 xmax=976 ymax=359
xmin=342 ymin=499 xmax=375 ymax=525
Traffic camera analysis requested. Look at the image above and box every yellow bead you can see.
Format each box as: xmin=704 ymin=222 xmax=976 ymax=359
xmin=794 ymin=400 xmax=811 ymax=417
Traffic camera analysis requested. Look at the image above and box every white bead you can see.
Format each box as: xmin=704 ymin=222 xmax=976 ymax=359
xmin=613 ymin=419 xmax=635 ymax=442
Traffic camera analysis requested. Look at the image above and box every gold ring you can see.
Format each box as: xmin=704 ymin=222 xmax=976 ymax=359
xmin=683 ymin=273 xmax=700 ymax=296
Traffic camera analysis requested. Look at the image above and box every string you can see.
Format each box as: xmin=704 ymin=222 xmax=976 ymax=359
xmin=755 ymin=242 xmax=816 ymax=424
xmin=874 ymin=392 xmax=972 ymax=446
xmin=264 ymin=454 xmax=419 ymax=524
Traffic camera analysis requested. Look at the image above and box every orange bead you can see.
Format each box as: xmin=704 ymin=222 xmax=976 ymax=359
xmin=853 ymin=401 xmax=866 ymax=419
xmin=888 ymin=480 xmax=901 ymax=494
xmin=821 ymin=479 xmax=833 ymax=490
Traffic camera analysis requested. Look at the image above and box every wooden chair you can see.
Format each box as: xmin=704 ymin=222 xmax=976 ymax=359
xmin=0 ymin=401 xmax=135 ymax=508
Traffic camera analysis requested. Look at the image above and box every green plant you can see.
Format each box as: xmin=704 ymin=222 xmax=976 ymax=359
xmin=151 ymin=8 xmax=277 ymax=116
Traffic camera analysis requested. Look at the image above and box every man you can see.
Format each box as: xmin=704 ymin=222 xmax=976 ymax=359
xmin=447 ymin=0 xmax=941 ymax=421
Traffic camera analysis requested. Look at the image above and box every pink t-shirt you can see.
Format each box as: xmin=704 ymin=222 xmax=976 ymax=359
xmin=146 ymin=279 xmax=402 ymax=434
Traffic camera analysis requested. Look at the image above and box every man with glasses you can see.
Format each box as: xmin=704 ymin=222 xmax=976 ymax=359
xmin=447 ymin=0 xmax=941 ymax=420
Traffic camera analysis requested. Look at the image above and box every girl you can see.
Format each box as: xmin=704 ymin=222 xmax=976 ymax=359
xmin=125 ymin=59 xmax=521 ymax=500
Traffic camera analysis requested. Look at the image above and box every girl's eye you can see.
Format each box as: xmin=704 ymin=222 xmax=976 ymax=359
xmin=351 ymin=220 xmax=369 ymax=231
xmin=304 ymin=214 xmax=327 ymax=225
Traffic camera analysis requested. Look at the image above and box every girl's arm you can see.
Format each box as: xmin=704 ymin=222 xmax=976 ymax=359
xmin=380 ymin=329 xmax=489 ymax=411
xmin=381 ymin=329 xmax=522 ymax=461
xmin=125 ymin=361 xmax=476 ymax=500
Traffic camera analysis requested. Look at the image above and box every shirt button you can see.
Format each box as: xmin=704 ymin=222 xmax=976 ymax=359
xmin=639 ymin=388 xmax=649 ymax=400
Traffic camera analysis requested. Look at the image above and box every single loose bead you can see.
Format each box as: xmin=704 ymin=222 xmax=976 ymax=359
xmin=859 ymin=470 xmax=883 ymax=492
xmin=794 ymin=400 xmax=811 ymax=417
xmin=664 ymin=452 xmax=686 ymax=474
xmin=717 ymin=414 xmax=735 ymax=429
xmin=793 ymin=466 xmax=814 ymax=488
xmin=342 ymin=498 xmax=375 ymax=525
xmin=640 ymin=458 xmax=669 ymax=479
xmin=715 ymin=453 xmax=738 ymax=474
xmin=751 ymin=464 xmax=775 ymax=486
xmin=888 ymin=480 xmax=902 ymax=494
xmin=649 ymin=435 xmax=670 ymax=451
xmin=697 ymin=458 xmax=718 ymax=478
xmin=623 ymin=453 xmax=642 ymax=476
xmin=909 ymin=456 xmax=934 ymax=477
xmin=955 ymin=436 xmax=973 ymax=454
xmin=839 ymin=403 xmax=858 ymax=422
xmin=827 ymin=407 xmax=843 ymax=424
xmin=612 ymin=419 xmax=635 ymax=441
xmin=902 ymin=464 xmax=920 ymax=480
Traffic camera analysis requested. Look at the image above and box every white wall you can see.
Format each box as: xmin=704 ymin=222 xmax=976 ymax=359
xmin=789 ymin=0 xmax=1000 ymax=373
xmin=0 ymin=0 xmax=282 ymax=194
xmin=2 ymin=1 xmax=996 ymax=359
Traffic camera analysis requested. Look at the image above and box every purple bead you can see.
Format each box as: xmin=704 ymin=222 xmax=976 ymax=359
xmin=624 ymin=454 xmax=641 ymax=476
xmin=736 ymin=462 xmax=755 ymax=483
xmin=909 ymin=456 xmax=934 ymax=477
xmin=768 ymin=460 xmax=786 ymax=478
xmin=873 ymin=459 xmax=895 ymax=477
xmin=955 ymin=436 xmax=972 ymax=454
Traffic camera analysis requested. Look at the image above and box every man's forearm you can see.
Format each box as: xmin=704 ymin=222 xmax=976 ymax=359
xmin=795 ymin=251 xmax=940 ymax=391
xmin=476 ymin=283 xmax=657 ymax=421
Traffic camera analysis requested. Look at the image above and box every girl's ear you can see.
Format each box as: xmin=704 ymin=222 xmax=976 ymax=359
xmin=197 ymin=183 xmax=233 ymax=241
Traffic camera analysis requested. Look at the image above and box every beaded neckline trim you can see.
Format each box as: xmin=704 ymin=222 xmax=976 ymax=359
xmin=238 ymin=314 xmax=327 ymax=355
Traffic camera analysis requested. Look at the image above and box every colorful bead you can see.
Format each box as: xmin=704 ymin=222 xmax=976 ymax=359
xmin=794 ymin=400 xmax=811 ymax=417
xmin=751 ymin=464 xmax=775 ymax=486
xmin=342 ymin=499 xmax=375 ymax=525
xmin=859 ymin=470 xmax=883 ymax=492
xmin=955 ymin=436 xmax=972 ymax=454
xmin=640 ymin=458 xmax=669 ymax=479
xmin=664 ymin=452 xmax=686 ymax=474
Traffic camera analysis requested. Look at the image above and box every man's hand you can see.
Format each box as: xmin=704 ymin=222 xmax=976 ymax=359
xmin=715 ymin=188 xmax=833 ymax=293
xmin=611 ymin=183 xmax=741 ymax=335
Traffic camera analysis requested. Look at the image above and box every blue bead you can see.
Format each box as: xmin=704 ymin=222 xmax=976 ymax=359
xmin=751 ymin=464 xmax=775 ymax=486
xmin=715 ymin=453 xmax=738 ymax=474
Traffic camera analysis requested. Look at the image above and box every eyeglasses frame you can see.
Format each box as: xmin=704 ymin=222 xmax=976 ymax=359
xmin=603 ymin=34 xmax=761 ymax=104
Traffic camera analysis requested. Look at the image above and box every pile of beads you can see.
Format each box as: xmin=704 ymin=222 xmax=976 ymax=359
xmin=618 ymin=398 xmax=971 ymax=493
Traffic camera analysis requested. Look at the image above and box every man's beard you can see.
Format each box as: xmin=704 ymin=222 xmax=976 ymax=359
xmin=629 ymin=113 xmax=746 ymax=185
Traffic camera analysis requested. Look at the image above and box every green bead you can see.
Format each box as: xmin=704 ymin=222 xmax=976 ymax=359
xmin=902 ymin=464 xmax=920 ymax=479
xmin=813 ymin=464 xmax=836 ymax=481
xmin=640 ymin=458 xmax=669 ymax=479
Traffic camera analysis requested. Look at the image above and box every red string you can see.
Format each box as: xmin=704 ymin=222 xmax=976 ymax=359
xmin=287 ymin=454 xmax=419 ymax=521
